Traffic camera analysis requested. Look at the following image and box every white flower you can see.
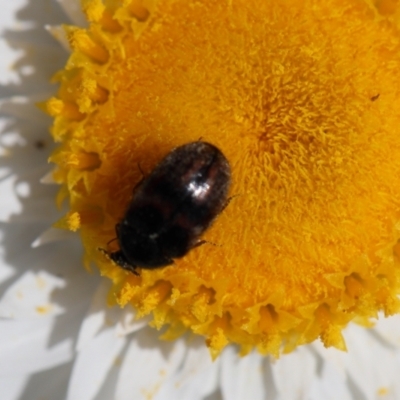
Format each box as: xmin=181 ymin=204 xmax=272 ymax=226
xmin=1 ymin=1 xmax=400 ymax=400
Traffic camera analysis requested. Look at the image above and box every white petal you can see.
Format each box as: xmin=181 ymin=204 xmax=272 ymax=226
xmin=115 ymin=307 xmax=150 ymax=337
xmin=0 ymin=375 xmax=29 ymax=400
xmin=76 ymin=280 xmax=115 ymax=351
xmin=116 ymin=329 xmax=186 ymax=400
xmin=0 ymin=176 xmax=22 ymax=222
xmin=312 ymin=339 xmax=349 ymax=374
xmin=0 ymin=259 xmax=14 ymax=286
xmin=0 ymin=318 xmax=72 ymax=376
xmin=0 ymin=229 xmax=97 ymax=325
xmin=271 ymin=346 xmax=317 ymax=399
xmin=76 ymin=279 xmax=133 ymax=352
xmin=372 ymin=314 xmax=400 ymax=348
xmin=0 ymin=170 xmax=62 ymax=224
xmin=57 ymin=0 xmax=87 ymax=26
xmin=311 ymin=323 xmax=400 ymax=400
xmin=344 ymin=324 xmax=400 ymax=400
xmin=0 ymin=98 xmax=59 ymax=224
xmin=308 ymin=360 xmax=352 ymax=400
xmin=40 ymin=170 xmax=57 ymax=184
xmin=0 ymin=0 xmax=27 ymax=25
xmin=0 ymin=270 xmax=65 ymax=318
xmin=45 ymin=24 xmax=70 ymax=51
xmin=90 ymin=362 xmax=120 ymax=400
xmin=155 ymin=337 xmax=220 ymax=400
xmin=0 ymin=42 xmax=23 ymax=87
xmin=0 ymin=0 xmax=28 ymax=87
xmin=220 ymin=347 xmax=266 ymax=400
xmin=31 ymin=227 xmax=77 ymax=248
xmin=263 ymin=357 xmax=279 ymax=399
xmin=67 ymin=327 xmax=126 ymax=400
xmin=11 ymin=363 xmax=74 ymax=400
xmin=0 ymin=96 xmax=50 ymax=124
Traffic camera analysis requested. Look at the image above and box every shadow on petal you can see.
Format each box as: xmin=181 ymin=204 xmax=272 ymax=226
xmin=0 ymin=1 xmax=99 ymax=399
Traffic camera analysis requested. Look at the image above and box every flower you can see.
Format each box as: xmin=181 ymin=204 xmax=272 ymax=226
xmin=48 ymin=0 xmax=400 ymax=357
xmin=1 ymin=0 xmax=400 ymax=399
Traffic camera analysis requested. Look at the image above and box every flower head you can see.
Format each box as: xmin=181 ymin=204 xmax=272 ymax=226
xmin=46 ymin=0 xmax=400 ymax=359
xmin=3 ymin=0 xmax=400 ymax=399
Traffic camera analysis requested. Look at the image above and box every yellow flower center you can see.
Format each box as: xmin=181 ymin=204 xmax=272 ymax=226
xmin=48 ymin=0 xmax=400 ymax=359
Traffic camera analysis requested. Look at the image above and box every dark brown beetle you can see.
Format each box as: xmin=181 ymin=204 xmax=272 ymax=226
xmin=108 ymin=141 xmax=231 ymax=274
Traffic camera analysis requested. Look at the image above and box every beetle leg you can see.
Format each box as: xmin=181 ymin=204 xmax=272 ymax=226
xmin=99 ymin=248 xmax=140 ymax=276
xmin=110 ymin=250 xmax=140 ymax=276
xmin=137 ymin=162 xmax=145 ymax=177
xmin=191 ymin=239 xmax=220 ymax=249
xmin=107 ymin=236 xmax=118 ymax=246
xmin=220 ymin=193 xmax=239 ymax=213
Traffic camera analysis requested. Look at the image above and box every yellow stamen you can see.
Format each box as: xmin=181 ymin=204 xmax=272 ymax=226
xmin=54 ymin=211 xmax=81 ymax=232
xmin=66 ymin=26 xmax=109 ymax=64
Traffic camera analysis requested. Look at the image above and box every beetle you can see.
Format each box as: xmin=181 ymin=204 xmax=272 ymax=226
xmin=106 ymin=141 xmax=231 ymax=274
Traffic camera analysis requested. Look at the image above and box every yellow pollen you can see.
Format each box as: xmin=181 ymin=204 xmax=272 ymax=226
xmin=206 ymin=328 xmax=229 ymax=361
xmin=54 ymin=211 xmax=81 ymax=232
xmin=46 ymin=97 xmax=64 ymax=117
xmin=46 ymin=97 xmax=84 ymax=121
xmin=36 ymin=305 xmax=52 ymax=315
xmin=128 ymin=0 xmax=151 ymax=21
xmin=377 ymin=387 xmax=389 ymax=396
xmin=65 ymin=152 xmax=101 ymax=171
xmin=82 ymin=0 xmax=105 ymax=22
xmin=48 ymin=0 xmax=400 ymax=358
xmin=66 ymin=26 xmax=109 ymax=64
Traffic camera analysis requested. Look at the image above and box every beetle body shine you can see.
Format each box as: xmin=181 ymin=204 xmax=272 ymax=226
xmin=109 ymin=141 xmax=231 ymax=273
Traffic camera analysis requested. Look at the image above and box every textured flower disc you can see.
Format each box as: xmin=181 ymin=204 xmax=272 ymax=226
xmin=47 ymin=0 xmax=400 ymax=358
